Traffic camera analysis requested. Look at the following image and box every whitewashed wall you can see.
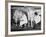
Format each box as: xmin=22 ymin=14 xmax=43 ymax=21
xmin=0 ymin=0 xmax=46 ymax=37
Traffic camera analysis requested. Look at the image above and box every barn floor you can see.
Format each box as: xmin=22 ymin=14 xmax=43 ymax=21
xmin=11 ymin=23 xmax=41 ymax=31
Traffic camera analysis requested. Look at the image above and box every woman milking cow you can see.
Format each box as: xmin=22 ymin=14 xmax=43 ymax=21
xmin=11 ymin=9 xmax=41 ymax=30
xmin=13 ymin=10 xmax=28 ymax=28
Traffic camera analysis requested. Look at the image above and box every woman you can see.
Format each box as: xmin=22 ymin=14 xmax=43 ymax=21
xmin=20 ymin=12 xmax=28 ymax=28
